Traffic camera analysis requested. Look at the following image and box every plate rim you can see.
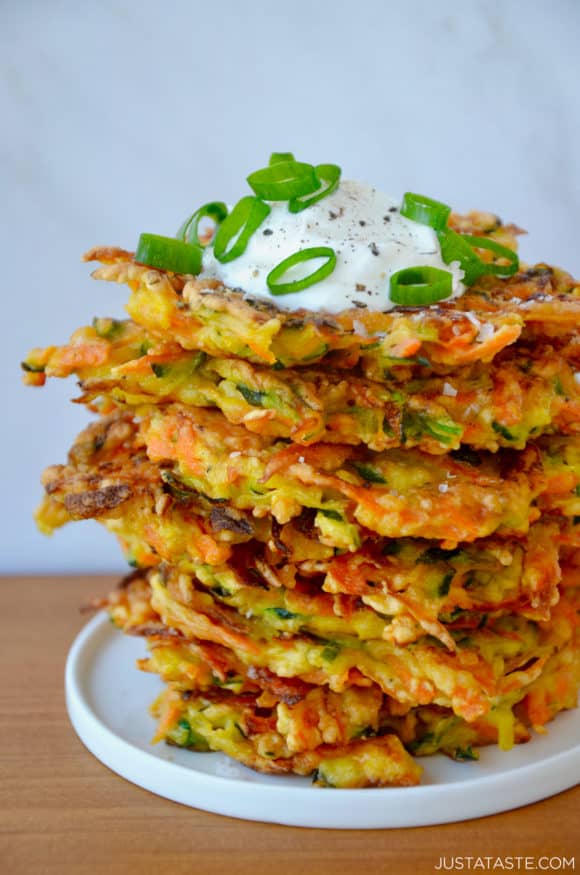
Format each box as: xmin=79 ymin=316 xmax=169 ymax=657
xmin=65 ymin=611 xmax=580 ymax=829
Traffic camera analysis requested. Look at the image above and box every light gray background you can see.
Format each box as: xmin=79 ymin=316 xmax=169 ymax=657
xmin=3 ymin=0 xmax=579 ymax=573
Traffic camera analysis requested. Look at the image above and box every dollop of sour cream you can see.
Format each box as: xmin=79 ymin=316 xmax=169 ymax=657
xmin=200 ymin=180 xmax=464 ymax=313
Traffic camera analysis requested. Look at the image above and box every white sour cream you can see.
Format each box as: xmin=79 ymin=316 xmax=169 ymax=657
xmin=199 ymin=180 xmax=464 ymax=313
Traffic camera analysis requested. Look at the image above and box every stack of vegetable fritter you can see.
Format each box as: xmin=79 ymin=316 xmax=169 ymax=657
xmin=24 ymin=181 xmax=580 ymax=788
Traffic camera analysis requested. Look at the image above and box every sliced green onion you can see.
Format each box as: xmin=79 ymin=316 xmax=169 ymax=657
xmin=437 ymin=228 xmax=487 ymax=286
xmin=213 ymin=196 xmax=271 ymax=263
xmin=289 ymin=164 xmax=341 ymax=213
xmin=267 ymin=246 xmax=337 ymax=295
xmin=177 ymin=202 xmax=228 ymax=247
xmin=460 ymin=235 xmax=519 ymax=277
xmin=247 ymin=161 xmax=318 ymax=201
xmin=269 ymin=152 xmax=295 ymax=164
xmin=135 ymin=233 xmax=202 ymax=275
xmin=437 ymin=229 xmax=519 ymax=285
xmin=390 ymin=266 xmax=453 ymax=306
xmin=401 ymin=192 xmax=451 ymax=230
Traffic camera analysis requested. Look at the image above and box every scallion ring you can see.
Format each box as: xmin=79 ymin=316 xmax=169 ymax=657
xmin=177 ymin=201 xmax=228 ymax=247
xmin=289 ymin=164 xmax=342 ymax=213
xmin=135 ymin=233 xmax=203 ymax=275
xmin=213 ymin=196 xmax=271 ymax=263
xmin=437 ymin=228 xmax=487 ymax=286
xmin=267 ymin=246 xmax=337 ymax=295
xmin=460 ymin=235 xmax=519 ymax=277
xmin=390 ymin=266 xmax=453 ymax=306
xmin=269 ymin=152 xmax=295 ymax=164
xmin=247 ymin=160 xmax=319 ymax=201
xmin=401 ymin=192 xmax=451 ymax=231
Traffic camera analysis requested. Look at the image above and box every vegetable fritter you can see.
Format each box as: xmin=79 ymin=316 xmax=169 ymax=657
xmin=24 ymin=322 xmax=580 ymax=453
xmin=82 ymin=246 xmax=579 ymax=369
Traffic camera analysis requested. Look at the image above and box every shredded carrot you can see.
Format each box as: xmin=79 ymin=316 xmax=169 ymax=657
xmin=151 ymin=702 xmax=182 ymax=744
xmin=115 ymin=348 xmax=183 ymax=375
xmin=389 ymin=338 xmax=422 ymax=359
xmin=58 ymin=343 xmax=110 ymax=368
xmin=195 ymin=534 xmax=232 ymax=566
xmin=435 ymin=324 xmax=521 ymax=364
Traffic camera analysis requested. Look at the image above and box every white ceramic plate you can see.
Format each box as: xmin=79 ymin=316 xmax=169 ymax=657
xmin=65 ymin=612 xmax=580 ymax=829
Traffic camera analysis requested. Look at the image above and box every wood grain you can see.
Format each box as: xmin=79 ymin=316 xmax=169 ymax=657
xmin=1 ymin=575 xmax=578 ymax=875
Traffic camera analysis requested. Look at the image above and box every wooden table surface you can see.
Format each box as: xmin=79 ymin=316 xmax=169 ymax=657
xmin=1 ymin=574 xmax=578 ymax=875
